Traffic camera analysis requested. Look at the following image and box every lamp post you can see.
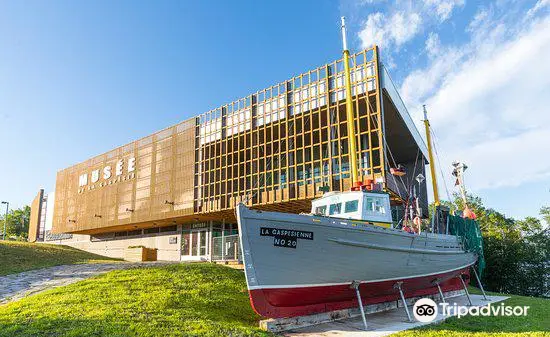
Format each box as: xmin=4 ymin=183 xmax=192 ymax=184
xmin=1 ymin=201 xmax=8 ymax=240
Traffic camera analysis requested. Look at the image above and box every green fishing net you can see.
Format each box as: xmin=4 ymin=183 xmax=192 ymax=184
xmin=448 ymin=215 xmax=486 ymax=277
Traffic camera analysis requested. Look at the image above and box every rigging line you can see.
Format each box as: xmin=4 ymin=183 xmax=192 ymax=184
xmin=408 ymin=148 xmax=421 ymax=195
xmin=404 ymin=149 xmax=419 ymax=196
xmin=369 ymin=102 xmax=409 ymax=199
xmin=429 ymin=125 xmax=452 ymax=202
xmin=369 ymin=97 xmax=409 ymax=199
xmin=325 ymin=106 xmax=338 ymax=161
xmin=369 ymin=111 xmax=409 ymax=199
xmin=321 ymin=106 xmax=338 ymax=185
xmin=398 ymin=148 xmax=421 ymax=224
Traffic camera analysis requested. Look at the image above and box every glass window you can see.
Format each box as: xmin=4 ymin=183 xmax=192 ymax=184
xmin=182 ymin=232 xmax=190 ymax=255
xmin=191 ymin=232 xmax=198 ymax=256
xmin=315 ymin=205 xmax=327 ymax=215
xmin=127 ymin=230 xmax=142 ymax=236
xmin=329 ymin=203 xmax=342 ymax=215
xmin=345 ymin=200 xmax=359 ymax=213
xmin=366 ymin=197 xmax=375 ymax=212
xmin=375 ymin=198 xmax=386 ymax=214
xmin=366 ymin=197 xmax=386 ymax=214
xmin=200 ymin=231 xmax=207 ymax=256
xmin=160 ymin=225 xmax=177 ymax=233
xmin=144 ymin=227 xmax=160 ymax=234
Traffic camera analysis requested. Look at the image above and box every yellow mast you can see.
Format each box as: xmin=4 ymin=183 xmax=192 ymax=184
xmin=341 ymin=17 xmax=360 ymax=187
xmin=423 ymin=105 xmax=440 ymax=206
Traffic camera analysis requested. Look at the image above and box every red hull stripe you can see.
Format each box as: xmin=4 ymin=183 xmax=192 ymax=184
xmin=249 ymin=266 xmax=471 ymax=318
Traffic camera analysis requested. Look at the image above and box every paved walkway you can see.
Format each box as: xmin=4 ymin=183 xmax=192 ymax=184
xmin=0 ymin=262 xmax=170 ymax=305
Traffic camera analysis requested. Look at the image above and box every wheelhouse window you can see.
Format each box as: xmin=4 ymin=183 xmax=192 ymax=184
xmin=329 ymin=203 xmax=342 ymax=215
xmin=344 ymin=200 xmax=359 ymax=213
xmin=366 ymin=197 xmax=386 ymax=214
xmin=315 ymin=205 xmax=327 ymax=215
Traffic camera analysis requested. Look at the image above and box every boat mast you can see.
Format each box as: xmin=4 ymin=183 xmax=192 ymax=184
xmin=423 ymin=105 xmax=440 ymax=206
xmin=341 ymin=17 xmax=360 ymax=188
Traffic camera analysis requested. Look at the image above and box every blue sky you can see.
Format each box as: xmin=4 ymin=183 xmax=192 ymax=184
xmin=1 ymin=0 xmax=549 ymax=220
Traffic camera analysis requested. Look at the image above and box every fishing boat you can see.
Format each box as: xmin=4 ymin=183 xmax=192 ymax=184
xmin=236 ymin=17 xmax=485 ymax=320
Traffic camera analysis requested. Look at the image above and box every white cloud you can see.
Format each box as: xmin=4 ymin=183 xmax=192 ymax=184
xmin=401 ymin=14 xmax=550 ymax=192
xmin=358 ymin=11 xmax=422 ymax=50
xmin=424 ymin=0 xmax=465 ymax=22
xmin=527 ymin=0 xmax=550 ymax=18
xmin=400 ymin=45 xmax=464 ymax=111
xmin=425 ymin=32 xmax=441 ymax=58
xmin=468 ymin=9 xmax=489 ymax=32
xmin=356 ymin=0 xmax=463 ymax=54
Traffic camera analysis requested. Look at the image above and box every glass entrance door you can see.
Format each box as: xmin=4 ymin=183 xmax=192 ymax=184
xmin=182 ymin=229 xmax=209 ymax=259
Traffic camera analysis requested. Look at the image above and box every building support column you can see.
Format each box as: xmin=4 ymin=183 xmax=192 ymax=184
xmin=208 ymin=221 xmax=213 ymax=262
xmin=221 ymin=218 xmax=226 ymax=261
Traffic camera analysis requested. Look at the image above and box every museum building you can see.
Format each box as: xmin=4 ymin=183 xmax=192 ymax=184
xmin=28 ymin=46 xmax=429 ymax=262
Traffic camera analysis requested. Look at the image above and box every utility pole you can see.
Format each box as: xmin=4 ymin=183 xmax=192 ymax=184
xmin=1 ymin=201 xmax=9 ymax=240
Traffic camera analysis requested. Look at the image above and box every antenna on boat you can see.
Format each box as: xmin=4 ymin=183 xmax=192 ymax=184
xmin=452 ymin=161 xmax=477 ymax=219
xmin=341 ymin=17 xmax=360 ymax=189
xmin=423 ymin=105 xmax=440 ymax=206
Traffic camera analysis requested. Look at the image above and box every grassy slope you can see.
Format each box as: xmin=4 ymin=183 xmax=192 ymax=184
xmin=393 ymin=287 xmax=550 ymax=336
xmin=0 ymin=241 xmax=119 ymax=276
xmin=0 ymin=261 xmax=547 ymax=337
xmin=0 ymin=263 xmax=271 ymax=337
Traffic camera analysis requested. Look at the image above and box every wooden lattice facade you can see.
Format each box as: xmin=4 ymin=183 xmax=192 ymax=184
xmin=53 ymin=46 xmax=390 ymax=235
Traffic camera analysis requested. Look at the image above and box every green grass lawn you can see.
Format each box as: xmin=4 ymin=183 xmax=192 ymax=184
xmin=0 ymin=263 xmax=271 ymax=337
xmin=0 ymin=261 xmax=547 ymax=337
xmin=393 ymin=287 xmax=550 ymax=336
xmin=0 ymin=241 xmax=120 ymax=276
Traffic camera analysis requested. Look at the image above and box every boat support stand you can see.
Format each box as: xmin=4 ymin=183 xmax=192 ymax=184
xmin=350 ymin=281 xmax=368 ymax=330
xmin=471 ymin=267 xmax=488 ymax=300
xmin=432 ymin=278 xmax=447 ymax=304
xmin=457 ymin=274 xmax=473 ymax=306
xmin=394 ymin=281 xmax=413 ymax=322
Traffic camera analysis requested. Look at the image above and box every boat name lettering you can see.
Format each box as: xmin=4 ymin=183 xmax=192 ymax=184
xmin=260 ymin=227 xmax=314 ymax=249
xmin=260 ymin=228 xmax=314 ymax=240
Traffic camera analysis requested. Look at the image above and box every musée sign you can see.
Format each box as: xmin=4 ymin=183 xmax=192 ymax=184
xmin=78 ymin=157 xmax=136 ymax=193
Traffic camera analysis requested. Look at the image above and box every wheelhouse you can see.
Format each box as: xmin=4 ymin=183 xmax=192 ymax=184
xmin=310 ymin=191 xmax=392 ymax=226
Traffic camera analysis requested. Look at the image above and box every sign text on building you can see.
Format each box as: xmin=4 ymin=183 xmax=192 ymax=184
xmin=78 ymin=157 xmax=136 ymax=193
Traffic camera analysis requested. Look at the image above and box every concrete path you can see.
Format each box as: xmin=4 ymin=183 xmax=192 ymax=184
xmin=0 ymin=262 xmax=171 ymax=305
xmin=284 ymin=294 xmax=509 ymax=337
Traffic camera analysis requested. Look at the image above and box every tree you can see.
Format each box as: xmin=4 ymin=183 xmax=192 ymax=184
xmin=541 ymin=206 xmax=550 ymax=226
xmin=0 ymin=206 xmax=30 ymax=240
xmin=430 ymin=195 xmax=549 ymax=297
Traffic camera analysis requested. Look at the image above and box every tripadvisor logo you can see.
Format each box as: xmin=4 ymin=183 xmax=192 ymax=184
xmin=413 ymin=298 xmax=438 ymax=322
xmin=413 ymin=298 xmax=530 ymax=322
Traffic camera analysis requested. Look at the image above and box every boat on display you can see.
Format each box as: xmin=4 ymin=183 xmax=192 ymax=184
xmin=237 ymin=17 xmax=485 ymax=320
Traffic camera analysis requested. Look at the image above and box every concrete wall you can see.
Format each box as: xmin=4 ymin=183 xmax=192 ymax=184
xmin=44 ymin=192 xmax=55 ymax=231
xmin=46 ymin=233 xmax=182 ymax=261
